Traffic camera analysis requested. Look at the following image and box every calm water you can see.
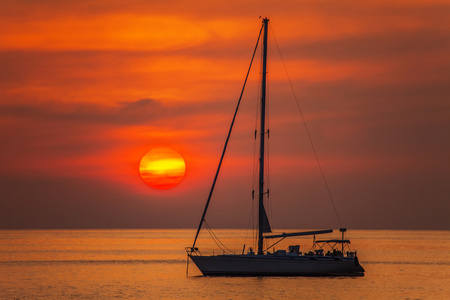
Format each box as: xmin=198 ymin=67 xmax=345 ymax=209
xmin=0 ymin=229 xmax=449 ymax=299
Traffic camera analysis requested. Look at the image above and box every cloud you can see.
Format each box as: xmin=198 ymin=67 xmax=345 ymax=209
xmin=0 ymin=98 xmax=162 ymax=125
xmin=284 ymin=29 xmax=450 ymax=63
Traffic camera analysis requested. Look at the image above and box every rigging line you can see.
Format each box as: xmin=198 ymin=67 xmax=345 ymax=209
xmin=265 ymin=49 xmax=273 ymax=229
xmin=204 ymin=220 xmax=234 ymax=254
xmin=204 ymin=220 xmax=224 ymax=251
xmin=248 ymin=92 xmax=259 ymax=248
xmin=251 ymin=86 xmax=261 ymax=248
xmin=250 ymin=39 xmax=263 ymax=250
xmin=247 ymin=101 xmax=258 ymax=249
xmin=244 ymin=192 xmax=255 ymax=249
xmin=252 ymin=78 xmax=260 ymax=197
xmin=204 ymin=221 xmax=225 ymax=253
xmin=269 ymin=24 xmax=343 ymax=228
xmin=192 ymin=23 xmax=264 ymax=248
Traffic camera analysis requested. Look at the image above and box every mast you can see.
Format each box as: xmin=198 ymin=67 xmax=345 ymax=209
xmin=258 ymin=17 xmax=269 ymax=255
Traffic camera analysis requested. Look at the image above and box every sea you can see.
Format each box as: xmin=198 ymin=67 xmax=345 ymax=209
xmin=0 ymin=229 xmax=449 ymax=299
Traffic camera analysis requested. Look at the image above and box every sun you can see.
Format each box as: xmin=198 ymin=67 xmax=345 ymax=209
xmin=139 ymin=147 xmax=186 ymax=190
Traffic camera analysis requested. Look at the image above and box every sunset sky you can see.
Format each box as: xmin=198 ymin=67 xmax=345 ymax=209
xmin=1 ymin=0 xmax=449 ymax=230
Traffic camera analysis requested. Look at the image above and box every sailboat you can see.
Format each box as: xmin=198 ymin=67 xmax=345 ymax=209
xmin=186 ymin=18 xmax=365 ymax=276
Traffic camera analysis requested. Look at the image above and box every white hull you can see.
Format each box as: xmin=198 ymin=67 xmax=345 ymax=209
xmin=189 ymin=254 xmax=364 ymax=276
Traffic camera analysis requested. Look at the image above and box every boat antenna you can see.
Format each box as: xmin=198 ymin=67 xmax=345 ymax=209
xmin=192 ymin=22 xmax=264 ymax=248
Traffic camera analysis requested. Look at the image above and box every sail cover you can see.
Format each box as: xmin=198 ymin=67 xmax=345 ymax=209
xmin=261 ymin=206 xmax=272 ymax=233
xmin=265 ymin=229 xmax=333 ymax=239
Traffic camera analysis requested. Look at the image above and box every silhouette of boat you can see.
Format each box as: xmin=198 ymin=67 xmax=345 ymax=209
xmin=186 ymin=17 xmax=365 ymax=276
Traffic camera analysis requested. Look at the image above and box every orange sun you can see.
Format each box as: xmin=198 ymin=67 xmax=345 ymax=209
xmin=139 ymin=147 xmax=186 ymax=190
